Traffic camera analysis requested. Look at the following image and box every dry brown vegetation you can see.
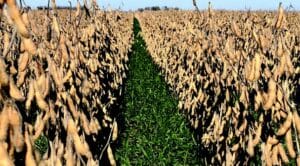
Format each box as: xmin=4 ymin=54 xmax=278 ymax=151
xmin=1 ymin=0 xmax=300 ymax=165
xmin=0 ymin=0 xmax=133 ymax=165
xmin=137 ymin=8 xmax=300 ymax=165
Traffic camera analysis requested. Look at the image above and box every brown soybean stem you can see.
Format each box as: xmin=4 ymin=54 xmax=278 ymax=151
xmin=99 ymin=118 xmax=115 ymax=161
xmin=3 ymin=28 xmax=17 ymax=58
xmin=293 ymin=119 xmax=300 ymax=155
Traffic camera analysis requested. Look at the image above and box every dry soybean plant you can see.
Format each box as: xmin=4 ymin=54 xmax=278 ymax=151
xmin=137 ymin=4 xmax=300 ymax=165
xmin=0 ymin=0 xmax=133 ymax=165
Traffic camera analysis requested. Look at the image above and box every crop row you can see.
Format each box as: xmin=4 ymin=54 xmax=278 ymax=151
xmin=137 ymin=9 xmax=300 ymax=165
xmin=0 ymin=1 xmax=133 ymax=165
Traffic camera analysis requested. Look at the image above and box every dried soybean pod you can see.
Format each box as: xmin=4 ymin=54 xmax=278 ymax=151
xmin=35 ymin=90 xmax=49 ymax=112
xmin=22 ymin=12 xmax=29 ymax=27
xmin=0 ymin=105 xmax=9 ymax=140
xmin=280 ymin=110 xmax=288 ymax=118
xmin=18 ymin=52 xmax=30 ymax=72
xmin=80 ymin=113 xmax=90 ymax=135
xmin=253 ymin=124 xmax=262 ymax=146
xmin=271 ymin=145 xmax=279 ymax=165
xmin=0 ymin=142 xmax=14 ymax=166
xmin=25 ymin=80 xmax=35 ymax=110
xmin=16 ymin=70 xmax=27 ymax=87
xmin=0 ymin=67 xmax=9 ymax=87
xmin=42 ymin=74 xmax=50 ymax=98
xmin=9 ymin=61 xmax=17 ymax=75
xmin=59 ymin=36 xmax=69 ymax=64
xmin=25 ymin=129 xmax=36 ymax=166
xmin=9 ymin=76 xmax=25 ymax=101
xmin=36 ymin=73 xmax=47 ymax=96
xmin=245 ymin=60 xmax=255 ymax=81
xmin=22 ymin=38 xmax=36 ymax=55
xmin=231 ymin=143 xmax=239 ymax=152
xmin=75 ymin=0 xmax=81 ymax=17
xmin=254 ymin=52 xmax=262 ymax=80
xmin=263 ymin=143 xmax=273 ymax=166
xmin=252 ymin=30 xmax=259 ymax=44
xmin=225 ymin=106 xmax=232 ymax=119
xmin=255 ymin=91 xmax=263 ymax=111
xmin=34 ymin=81 xmax=49 ymax=112
xmin=276 ymin=53 xmax=286 ymax=77
xmin=225 ymin=89 xmax=230 ymax=102
xmin=67 ymin=118 xmax=91 ymax=158
xmin=278 ymin=143 xmax=289 ymax=164
xmin=238 ymin=119 xmax=247 ymax=133
xmin=277 ymin=112 xmax=292 ymax=136
xmin=294 ymin=111 xmax=300 ymax=133
xmin=267 ymin=135 xmax=279 ymax=145
xmin=112 ymin=120 xmax=118 ymax=141
xmin=107 ymin=145 xmax=116 ymax=166
xmin=232 ymin=21 xmax=241 ymax=37
xmin=89 ymin=117 xmax=101 ymax=134
xmin=53 ymin=16 xmax=60 ymax=37
xmin=277 ymin=37 xmax=284 ymax=57
xmin=65 ymin=148 xmax=75 ymax=166
xmin=6 ymin=0 xmax=29 ymax=38
xmin=275 ymin=2 xmax=284 ymax=29
xmin=33 ymin=112 xmax=50 ymax=140
xmin=264 ymin=68 xmax=272 ymax=78
xmin=67 ymin=95 xmax=79 ymax=119
xmin=247 ymin=133 xmax=254 ymax=156
xmin=73 ymin=134 xmax=91 ymax=158
xmin=263 ymin=79 xmax=276 ymax=110
xmin=3 ymin=32 xmax=10 ymax=55
xmin=67 ymin=118 xmax=77 ymax=135
xmin=285 ymin=128 xmax=296 ymax=158
xmin=8 ymin=103 xmax=24 ymax=152
xmin=63 ymin=69 xmax=72 ymax=83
